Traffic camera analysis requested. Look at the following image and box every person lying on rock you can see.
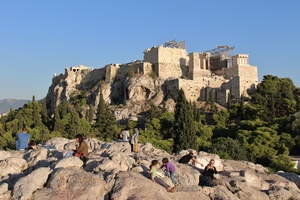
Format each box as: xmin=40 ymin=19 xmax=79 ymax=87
xmin=199 ymin=159 xmax=218 ymax=187
xmin=65 ymin=134 xmax=88 ymax=161
xmin=149 ymin=160 xmax=175 ymax=193
xmin=178 ymin=152 xmax=204 ymax=167
xmin=160 ymin=158 xmax=179 ymax=186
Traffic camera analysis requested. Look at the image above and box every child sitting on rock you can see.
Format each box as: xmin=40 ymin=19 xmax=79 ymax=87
xmin=149 ymin=160 xmax=175 ymax=192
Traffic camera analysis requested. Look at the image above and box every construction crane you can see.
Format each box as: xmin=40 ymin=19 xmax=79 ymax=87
xmin=204 ymin=45 xmax=235 ymax=57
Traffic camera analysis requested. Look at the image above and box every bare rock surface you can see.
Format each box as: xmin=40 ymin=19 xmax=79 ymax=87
xmin=12 ymin=167 xmax=52 ymax=200
xmin=0 ymin=137 xmax=300 ymax=199
xmin=32 ymin=167 xmax=107 ymax=200
xmin=0 ymin=151 xmax=11 ymax=160
xmin=0 ymin=157 xmax=27 ymax=177
xmin=54 ymin=156 xmax=83 ymax=169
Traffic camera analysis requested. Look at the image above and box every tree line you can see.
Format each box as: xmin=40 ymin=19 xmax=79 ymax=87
xmin=0 ymin=75 xmax=300 ymax=173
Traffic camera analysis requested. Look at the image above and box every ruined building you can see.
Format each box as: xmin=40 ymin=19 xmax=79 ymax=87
xmin=48 ymin=40 xmax=258 ymax=118
xmin=105 ymin=40 xmax=258 ymax=106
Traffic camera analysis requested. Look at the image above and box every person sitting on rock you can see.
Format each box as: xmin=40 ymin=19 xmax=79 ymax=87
xmin=65 ymin=134 xmax=89 ymax=161
xmin=121 ymin=128 xmax=130 ymax=142
xmin=204 ymin=159 xmax=217 ymax=179
xmin=199 ymin=159 xmax=218 ymax=187
xmin=16 ymin=127 xmax=30 ymax=150
xmin=178 ymin=152 xmax=204 ymax=167
xmin=149 ymin=160 xmax=175 ymax=193
xmin=25 ymin=140 xmax=39 ymax=150
xmin=160 ymin=158 xmax=179 ymax=186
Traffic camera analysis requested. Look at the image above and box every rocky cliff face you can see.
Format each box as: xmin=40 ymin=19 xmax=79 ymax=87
xmin=46 ymin=67 xmax=172 ymax=120
xmin=0 ymin=138 xmax=300 ymax=200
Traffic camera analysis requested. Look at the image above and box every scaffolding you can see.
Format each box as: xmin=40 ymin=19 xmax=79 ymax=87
xmin=164 ymin=40 xmax=186 ymax=49
xmin=204 ymin=45 xmax=235 ymax=57
xmin=204 ymin=45 xmax=235 ymax=70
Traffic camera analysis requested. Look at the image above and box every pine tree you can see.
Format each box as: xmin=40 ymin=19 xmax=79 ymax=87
xmin=173 ymin=89 xmax=197 ymax=152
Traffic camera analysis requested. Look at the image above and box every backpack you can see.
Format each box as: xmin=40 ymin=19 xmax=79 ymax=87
xmin=73 ymin=152 xmax=85 ymax=160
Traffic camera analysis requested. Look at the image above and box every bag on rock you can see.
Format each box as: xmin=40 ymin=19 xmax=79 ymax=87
xmin=73 ymin=152 xmax=85 ymax=160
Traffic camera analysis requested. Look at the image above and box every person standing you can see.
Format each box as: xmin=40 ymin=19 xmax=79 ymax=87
xmin=131 ymin=128 xmax=139 ymax=152
xmin=16 ymin=127 xmax=30 ymax=150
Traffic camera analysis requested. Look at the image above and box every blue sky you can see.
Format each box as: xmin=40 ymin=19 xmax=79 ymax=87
xmin=0 ymin=1 xmax=299 ymax=100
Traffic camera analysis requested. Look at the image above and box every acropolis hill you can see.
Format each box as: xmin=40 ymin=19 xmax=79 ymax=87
xmin=46 ymin=40 xmax=258 ymax=119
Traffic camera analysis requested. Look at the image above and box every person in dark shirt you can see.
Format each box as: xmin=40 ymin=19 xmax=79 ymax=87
xmin=203 ymin=159 xmax=217 ymax=179
xmin=178 ymin=152 xmax=204 ymax=166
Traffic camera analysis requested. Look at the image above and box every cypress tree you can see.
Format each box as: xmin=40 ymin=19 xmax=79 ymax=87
xmin=239 ymin=95 xmax=245 ymax=120
xmin=88 ymin=105 xmax=94 ymax=123
xmin=173 ymin=89 xmax=197 ymax=152
xmin=32 ymin=101 xmax=41 ymax=127
xmin=95 ymin=89 xmax=116 ymax=140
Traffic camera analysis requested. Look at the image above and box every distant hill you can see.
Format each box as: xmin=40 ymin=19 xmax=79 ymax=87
xmin=0 ymin=99 xmax=29 ymax=114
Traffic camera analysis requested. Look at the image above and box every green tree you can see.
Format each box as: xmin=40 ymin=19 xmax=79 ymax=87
xmin=210 ymin=137 xmax=250 ymax=161
xmin=66 ymin=111 xmax=82 ymax=138
xmin=88 ymin=105 xmax=94 ymax=123
xmin=252 ymin=76 xmax=297 ymax=121
xmin=32 ymin=100 xmax=41 ymax=127
xmin=173 ymin=89 xmax=197 ymax=152
xmin=95 ymin=89 xmax=116 ymax=140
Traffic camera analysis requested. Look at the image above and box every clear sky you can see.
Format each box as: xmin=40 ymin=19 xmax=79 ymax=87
xmin=0 ymin=1 xmax=299 ymax=100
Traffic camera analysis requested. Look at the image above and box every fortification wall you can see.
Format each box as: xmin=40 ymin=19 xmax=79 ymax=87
xmin=144 ymin=47 xmax=159 ymax=64
xmin=157 ymin=46 xmax=187 ymax=64
xmin=164 ymin=79 xmax=180 ymax=100
xmin=237 ymin=65 xmax=258 ymax=96
xmin=224 ymin=66 xmax=239 ymax=79
xmin=188 ymin=53 xmax=200 ymax=79
xmin=135 ymin=62 xmax=152 ymax=75
xmin=158 ymin=63 xmax=183 ymax=79
xmin=143 ymin=62 xmax=152 ymax=75
xmin=144 ymin=46 xmax=188 ymax=79
xmin=105 ymin=64 xmax=119 ymax=82
xmin=178 ymin=79 xmax=202 ymax=102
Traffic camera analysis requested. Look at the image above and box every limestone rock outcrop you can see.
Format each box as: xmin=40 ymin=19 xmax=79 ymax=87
xmin=46 ymin=66 xmax=175 ymax=121
xmin=0 ymin=137 xmax=300 ymax=199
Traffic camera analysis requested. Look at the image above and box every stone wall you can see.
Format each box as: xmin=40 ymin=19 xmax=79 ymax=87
xmin=178 ymin=79 xmax=202 ymax=102
xmin=135 ymin=62 xmax=152 ymax=75
xmin=144 ymin=46 xmax=189 ymax=79
xmin=237 ymin=65 xmax=258 ymax=96
xmin=105 ymin=64 xmax=119 ymax=82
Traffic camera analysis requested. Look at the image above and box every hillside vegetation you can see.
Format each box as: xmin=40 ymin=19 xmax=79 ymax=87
xmin=0 ymin=75 xmax=300 ymax=173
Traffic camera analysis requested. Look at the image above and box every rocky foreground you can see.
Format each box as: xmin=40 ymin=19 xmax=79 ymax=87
xmin=0 ymin=138 xmax=300 ymax=200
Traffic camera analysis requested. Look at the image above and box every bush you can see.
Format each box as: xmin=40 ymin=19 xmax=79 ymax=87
xmin=269 ymin=154 xmax=297 ymax=173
